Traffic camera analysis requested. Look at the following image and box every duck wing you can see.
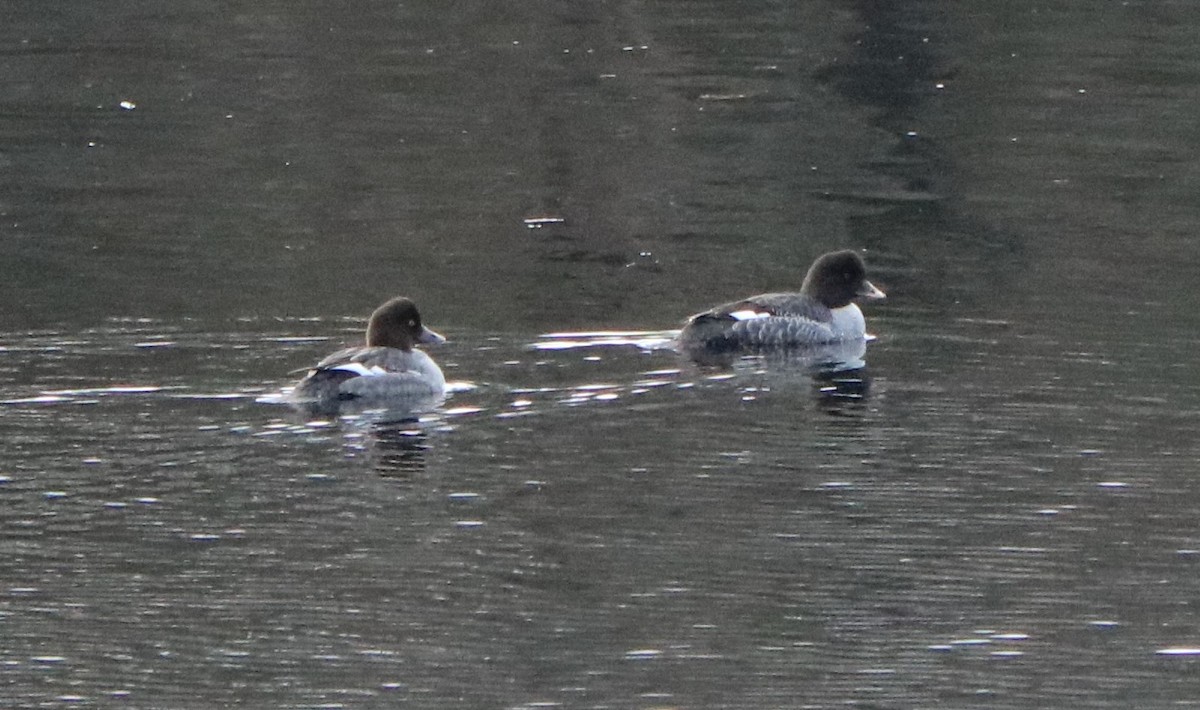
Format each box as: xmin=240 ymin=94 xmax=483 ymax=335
xmin=298 ymin=346 xmax=444 ymax=402
xmin=707 ymin=292 xmax=832 ymax=322
xmin=312 ymin=346 xmax=410 ymax=372
xmin=681 ymin=292 xmax=839 ymax=351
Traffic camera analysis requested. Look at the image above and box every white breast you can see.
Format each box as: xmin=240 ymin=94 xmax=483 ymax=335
xmin=828 ymin=303 xmax=866 ymax=339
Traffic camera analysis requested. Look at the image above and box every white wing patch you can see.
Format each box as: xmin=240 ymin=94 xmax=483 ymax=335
xmin=729 ymin=309 xmax=770 ymax=321
xmin=330 ymin=362 xmax=389 ymax=377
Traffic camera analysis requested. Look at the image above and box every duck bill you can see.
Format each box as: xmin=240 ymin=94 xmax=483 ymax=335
xmin=858 ymin=280 xmax=886 ymax=301
xmin=418 ymin=326 xmax=446 ymax=345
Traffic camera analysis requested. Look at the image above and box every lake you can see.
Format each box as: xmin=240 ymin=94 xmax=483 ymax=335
xmin=4 ymin=1 xmax=1200 ymax=707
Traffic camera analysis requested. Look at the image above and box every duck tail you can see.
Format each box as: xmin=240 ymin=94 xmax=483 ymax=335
xmin=293 ymin=367 xmax=362 ymax=402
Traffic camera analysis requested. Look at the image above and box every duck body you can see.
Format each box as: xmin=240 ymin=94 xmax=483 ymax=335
xmin=293 ymin=345 xmax=446 ymax=402
xmin=682 ymin=294 xmax=868 ymax=350
xmin=291 ymin=297 xmax=446 ymax=408
xmin=678 ymin=250 xmax=885 ymax=357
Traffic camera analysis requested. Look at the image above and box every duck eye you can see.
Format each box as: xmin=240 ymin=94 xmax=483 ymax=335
xmin=408 ymin=320 xmax=417 ymax=327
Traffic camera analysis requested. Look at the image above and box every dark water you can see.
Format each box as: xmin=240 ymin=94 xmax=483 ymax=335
xmin=5 ymin=1 xmax=1200 ymax=707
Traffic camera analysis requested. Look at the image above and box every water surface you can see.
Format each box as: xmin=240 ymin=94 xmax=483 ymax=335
xmin=4 ymin=1 xmax=1200 ymax=707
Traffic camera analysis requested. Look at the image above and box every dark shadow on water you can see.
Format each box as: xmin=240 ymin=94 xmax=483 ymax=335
xmin=813 ymin=0 xmax=947 ymax=128
xmin=815 ymin=1 xmax=948 ymax=201
xmin=814 ymin=1 xmax=1027 ymax=306
xmin=813 ymin=1 xmax=953 ymax=217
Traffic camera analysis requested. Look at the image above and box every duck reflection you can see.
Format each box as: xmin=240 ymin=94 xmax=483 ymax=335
xmin=291 ymin=391 xmax=443 ymax=424
xmin=287 ymin=396 xmax=439 ymax=477
xmin=683 ymin=336 xmax=868 ymax=372
xmin=684 ymin=337 xmax=874 ymax=413
xmin=369 ymin=420 xmax=431 ymax=478
xmin=810 ymin=366 xmax=871 ymax=415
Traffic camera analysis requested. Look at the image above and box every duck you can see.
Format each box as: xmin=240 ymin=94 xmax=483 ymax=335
xmin=291 ymin=297 xmax=447 ymax=405
xmin=677 ymin=250 xmax=885 ymax=357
